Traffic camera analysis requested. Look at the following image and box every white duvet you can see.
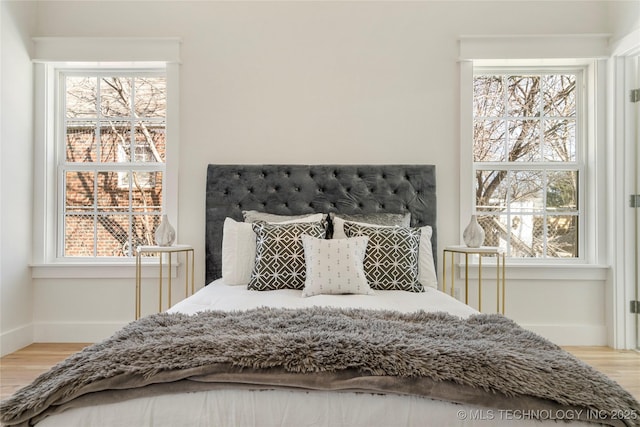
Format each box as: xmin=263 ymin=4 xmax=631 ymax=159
xmin=37 ymin=281 xmax=595 ymax=427
xmin=168 ymin=278 xmax=478 ymax=317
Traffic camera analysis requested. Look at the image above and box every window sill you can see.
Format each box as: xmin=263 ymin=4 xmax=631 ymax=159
xmin=457 ymin=263 xmax=609 ymax=281
xmin=31 ymin=262 xmax=180 ymax=279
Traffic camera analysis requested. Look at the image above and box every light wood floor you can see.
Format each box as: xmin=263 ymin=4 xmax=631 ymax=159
xmin=1 ymin=344 xmax=638 ymax=401
xmin=563 ymin=346 xmax=640 ymax=400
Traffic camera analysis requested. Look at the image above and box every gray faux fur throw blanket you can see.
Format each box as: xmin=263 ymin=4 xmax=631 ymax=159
xmin=1 ymin=307 xmax=639 ymax=426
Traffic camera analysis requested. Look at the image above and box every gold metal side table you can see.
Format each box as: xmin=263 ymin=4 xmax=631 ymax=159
xmin=443 ymin=245 xmax=506 ymax=314
xmin=135 ymin=244 xmax=195 ymax=319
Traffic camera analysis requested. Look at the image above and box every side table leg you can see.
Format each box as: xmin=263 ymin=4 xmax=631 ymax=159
xmin=478 ymin=255 xmax=482 ymax=312
xmin=496 ymin=254 xmax=500 ymax=314
xmin=464 ymin=253 xmax=469 ymax=305
xmin=168 ymin=252 xmax=172 ymax=309
xmin=135 ymin=250 xmax=141 ymax=320
xmin=443 ymin=250 xmax=447 ymax=295
xmin=502 ymin=253 xmax=506 ymax=314
xmin=450 ymin=251 xmax=455 ymax=297
xmin=191 ymin=249 xmax=195 ymax=294
xmin=185 ymin=250 xmax=189 ymax=298
xmin=158 ymin=253 xmax=162 ymax=313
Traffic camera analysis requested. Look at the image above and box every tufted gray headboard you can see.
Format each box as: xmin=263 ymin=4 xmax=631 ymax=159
xmin=205 ymin=164 xmax=437 ymax=284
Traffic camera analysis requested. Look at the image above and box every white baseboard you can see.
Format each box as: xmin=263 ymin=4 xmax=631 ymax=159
xmin=1 ymin=323 xmax=34 ymax=357
xmin=523 ymin=324 xmax=608 ymax=346
xmin=33 ymin=321 xmax=128 ymax=343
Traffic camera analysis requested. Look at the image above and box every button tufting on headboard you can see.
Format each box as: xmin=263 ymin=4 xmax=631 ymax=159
xmin=205 ymin=164 xmax=437 ymax=284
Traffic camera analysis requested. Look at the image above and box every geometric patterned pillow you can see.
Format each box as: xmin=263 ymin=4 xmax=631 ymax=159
xmin=248 ymin=221 xmax=327 ymax=291
xmin=343 ymin=222 xmax=423 ymax=292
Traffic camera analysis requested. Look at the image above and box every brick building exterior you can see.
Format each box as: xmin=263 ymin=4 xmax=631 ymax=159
xmin=64 ymin=124 xmax=165 ymax=257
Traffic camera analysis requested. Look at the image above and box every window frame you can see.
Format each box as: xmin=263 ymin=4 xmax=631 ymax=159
xmin=471 ymin=66 xmax=586 ymax=261
xmin=33 ymin=61 xmax=179 ymax=270
xmin=459 ymin=58 xmax=606 ymax=267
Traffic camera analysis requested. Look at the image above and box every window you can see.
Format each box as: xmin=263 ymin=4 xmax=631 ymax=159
xmin=472 ymin=69 xmax=583 ymax=259
xmin=31 ymin=38 xmax=180 ymax=272
xmin=60 ymin=71 xmax=167 ymax=258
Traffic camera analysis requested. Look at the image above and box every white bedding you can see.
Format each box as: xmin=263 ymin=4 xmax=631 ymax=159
xmin=168 ymin=278 xmax=478 ymax=317
xmin=34 ymin=281 xmax=597 ymax=427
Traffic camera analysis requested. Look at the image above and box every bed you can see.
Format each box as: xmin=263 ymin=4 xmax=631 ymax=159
xmin=2 ymin=164 xmax=639 ymax=427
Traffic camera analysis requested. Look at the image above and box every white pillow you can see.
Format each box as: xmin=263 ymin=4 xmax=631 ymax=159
xmin=332 ymin=217 xmax=438 ymax=289
xmin=221 ymin=218 xmax=258 ymax=285
xmin=417 ymin=225 xmax=438 ymax=289
xmin=221 ymin=214 xmax=324 ymax=286
xmin=300 ymin=234 xmax=372 ymax=297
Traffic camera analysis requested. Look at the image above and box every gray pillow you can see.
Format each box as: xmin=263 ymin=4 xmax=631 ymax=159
xmin=329 ymin=212 xmax=410 ymax=227
xmin=243 ymin=210 xmax=323 ymax=223
xmin=330 ymin=212 xmax=411 ymax=239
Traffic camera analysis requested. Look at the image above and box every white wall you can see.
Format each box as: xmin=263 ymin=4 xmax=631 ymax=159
xmin=3 ymin=1 xmax=621 ymax=350
xmin=1 ymin=0 xmax=36 ymax=355
xmin=609 ymin=0 xmax=640 ymax=45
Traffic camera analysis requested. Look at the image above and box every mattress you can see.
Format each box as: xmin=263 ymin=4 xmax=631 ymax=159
xmin=35 ymin=388 xmax=600 ymax=427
